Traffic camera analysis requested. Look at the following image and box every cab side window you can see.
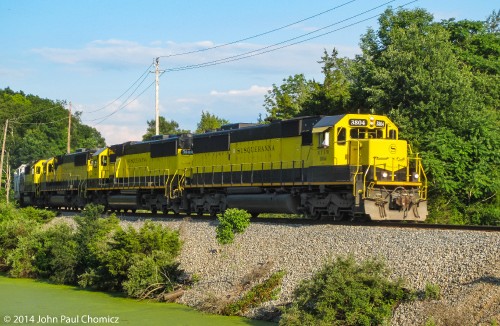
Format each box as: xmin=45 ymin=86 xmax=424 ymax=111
xmin=319 ymin=131 xmax=330 ymax=148
xmin=350 ymin=128 xmax=367 ymax=139
xmin=101 ymin=156 xmax=108 ymax=166
xmin=388 ymin=129 xmax=397 ymax=139
xmin=337 ymin=127 xmax=346 ymax=144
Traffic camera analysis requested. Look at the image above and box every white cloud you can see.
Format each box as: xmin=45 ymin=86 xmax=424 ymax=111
xmin=31 ymin=38 xmax=360 ymax=75
xmin=96 ymin=124 xmax=144 ymax=145
xmin=210 ymin=85 xmax=271 ymax=97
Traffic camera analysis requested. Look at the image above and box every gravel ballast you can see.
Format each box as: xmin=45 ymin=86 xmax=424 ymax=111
xmin=56 ymin=216 xmax=500 ymax=324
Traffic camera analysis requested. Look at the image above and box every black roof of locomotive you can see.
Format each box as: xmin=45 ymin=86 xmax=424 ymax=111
xmin=191 ymin=115 xmax=341 ymax=154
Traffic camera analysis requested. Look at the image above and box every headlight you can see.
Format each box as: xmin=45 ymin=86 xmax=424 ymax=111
xmin=382 ymin=172 xmax=388 ymax=178
xmin=413 ymin=172 xmax=419 ymax=180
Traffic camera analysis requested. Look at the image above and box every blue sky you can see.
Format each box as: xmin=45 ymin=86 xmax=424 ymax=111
xmin=0 ymin=0 xmax=496 ymax=145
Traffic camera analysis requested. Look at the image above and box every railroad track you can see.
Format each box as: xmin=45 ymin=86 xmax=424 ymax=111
xmin=57 ymin=210 xmax=500 ymax=232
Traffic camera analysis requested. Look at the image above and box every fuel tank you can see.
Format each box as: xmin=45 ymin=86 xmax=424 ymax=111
xmin=226 ymin=193 xmax=298 ymax=214
xmin=108 ymin=195 xmax=139 ymax=209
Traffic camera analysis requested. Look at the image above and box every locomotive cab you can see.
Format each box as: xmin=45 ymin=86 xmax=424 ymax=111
xmin=18 ymin=159 xmax=45 ymax=206
xmin=334 ymin=114 xmax=427 ymax=220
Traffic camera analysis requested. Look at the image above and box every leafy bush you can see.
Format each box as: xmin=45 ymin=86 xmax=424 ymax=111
xmin=6 ymin=223 xmax=77 ymax=282
xmin=0 ymin=202 xmax=185 ymax=301
xmin=216 ymin=208 xmax=251 ymax=245
xmin=123 ymin=250 xmax=182 ymax=299
xmin=19 ymin=206 xmax=56 ymax=223
xmin=280 ymin=256 xmax=414 ymax=326
xmin=78 ymin=217 xmax=182 ymax=295
xmin=33 ymin=223 xmax=78 ymax=284
xmin=73 ymin=204 xmax=119 ymax=279
xmin=465 ymin=203 xmax=500 ymax=226
xmin=5 ymin=231 xmax=40 ymax=277
xmin=0 ymin=214 xmax=41 ymax=271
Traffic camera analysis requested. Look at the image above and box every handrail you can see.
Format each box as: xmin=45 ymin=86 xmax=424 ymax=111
xmin=189 ymin=160 xmax=305 ymax=187
xmin=362 ymin=150 xmax=428 ymax=201
xmin=351 ymin=140 xmax=363 ymax=197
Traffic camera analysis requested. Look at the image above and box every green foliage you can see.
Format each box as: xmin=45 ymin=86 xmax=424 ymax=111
xmin=426 ymin=196 xmax=466 ymax=225
xmin=123 ymin=251 xmax=182 ymax=299
xmin=264 ymin=74 xmax=318 ymax=120
xmin=78 ymin=218 xmax=181 ymax=294
xmin=465 ymin=202 xmax=500 ymax=226
xmin=223 ymin=271 xmax=285 ymax=316
xmin=73 ymin=204 xmax=120 ymax=280
xmin=424 ymin=282 xmax=441 ymax=300
xmin=18 ymin=206 xmax=56 ymax=223
xmin=280 ymin=256 xmax=414 ymax=326
xmin=216 ymin=208 xmax=251 ymax=245
xmin=7 ymin=223 xmax=78 ymax=283
xmin=0 ymin=88 xmax=105 ymax=168
xmin=0 ymin=202 xmax=184 ymax=301
xmin=142 ymin=116 xmax=190 ymax=140
xmin=263 ymin=8 xmax=499 ymax=223
xmin=0 ymin=204 xmax=43 ymax=271
xmin=196 ymin=110 xmax=229 ymax=133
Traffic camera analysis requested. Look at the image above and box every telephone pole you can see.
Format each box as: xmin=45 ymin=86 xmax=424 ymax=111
xmin=67 ymin=102 xmax=72 ymax=153
xmin=0 ymin=119 xmax=8 ymax=189
xmin=155 ymin=58 xmax=160 ymax=135
xmin=152 ymin=57 xmax=164 ymax=136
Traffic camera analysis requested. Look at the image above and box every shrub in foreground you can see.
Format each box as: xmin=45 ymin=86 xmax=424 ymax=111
xmin=216 ymin=208 xmax=251 ymax=245
xmin=280 ymin=256 xmax=414 ymax=326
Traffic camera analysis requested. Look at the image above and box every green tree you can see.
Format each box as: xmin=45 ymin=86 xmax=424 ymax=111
xmin=0 ymin=88 xmax=105 ymax=168
xmin=264 ymin=74 xmax=318 ymax=120
xmin=195 ymin=110 xmax=229 ymax=133
xmin=352 ymin=8 xmax=499 ymax=212
xmin=142 ymin=116 xmax=190 ymax=140
xmin=302 ymin=49 xmax=353 ymax=116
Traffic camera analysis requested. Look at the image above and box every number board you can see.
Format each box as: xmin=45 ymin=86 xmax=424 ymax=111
xmin=349 ymin=119 xmax=367 ymax=126
xmin=375 ymin=120 xmax=386 ymax=127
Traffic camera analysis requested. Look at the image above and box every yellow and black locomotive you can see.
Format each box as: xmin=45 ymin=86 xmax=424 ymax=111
xmin=14 ymin=114 xmax=427 ymax=221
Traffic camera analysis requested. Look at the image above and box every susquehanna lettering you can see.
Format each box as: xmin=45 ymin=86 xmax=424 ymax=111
xmin=236 ymin=144 xmax=275 ymax=154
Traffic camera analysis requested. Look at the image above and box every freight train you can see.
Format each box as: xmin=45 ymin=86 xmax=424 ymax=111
xmin=13 ymin=114 xmax=428 ymax=221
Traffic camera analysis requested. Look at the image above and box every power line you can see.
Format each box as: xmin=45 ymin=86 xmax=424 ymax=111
xmin=165 ymin=0 xmax=405 ymax=73
xmin=81 ymin=63 xmax=154 ymax=114
xmin=83 ymin=70 xmax=162 ymax=125
xmin=10 ymin=116 xmax=69 ymax=125
xmin=10 ymin=104 xmax=62 ymax=122
xmin=158 ymin=0 xmax=357 ymax=59
xmin=84 ymin=0 xmax=416 ymax=127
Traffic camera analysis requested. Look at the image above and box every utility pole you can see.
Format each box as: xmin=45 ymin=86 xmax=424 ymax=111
xmin=155 ymin=57 xmax=160 ymax=135
xmin=151 ymin=57 xmax=164 ymax=136
xmin=5 ymin=153 xmax=10 ymax=203
xmin=67 ymin=102 xmax=72 ymax=153
xmin=0 ymin=119 xmax=8 ymax=190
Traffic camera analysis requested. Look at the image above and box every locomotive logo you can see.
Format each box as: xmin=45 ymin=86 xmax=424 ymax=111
xmin=390 ymin=144 xmax=397 ymax=153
